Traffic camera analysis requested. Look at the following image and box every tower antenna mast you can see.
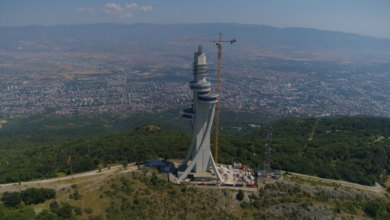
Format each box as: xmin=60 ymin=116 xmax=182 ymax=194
xmin=264 ymin=126 xmax=273 ymax=177
xmin=173 ymin=33 xmax=236 ymax=164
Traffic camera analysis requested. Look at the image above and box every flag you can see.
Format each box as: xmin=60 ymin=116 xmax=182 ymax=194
xmin=67 ymin=155 xmax=71 ymax=165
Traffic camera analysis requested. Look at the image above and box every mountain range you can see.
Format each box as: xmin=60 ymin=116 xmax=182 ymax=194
xmin=1 ymin=23 xmax=389 ymax=55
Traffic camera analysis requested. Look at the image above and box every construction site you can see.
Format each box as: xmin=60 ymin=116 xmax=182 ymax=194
xmin=142 ymin=34 xmax=282 ymax=188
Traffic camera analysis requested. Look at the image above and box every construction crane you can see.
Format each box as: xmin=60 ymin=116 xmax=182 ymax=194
xmin=174 ymin=33 xmax=236 ymax=164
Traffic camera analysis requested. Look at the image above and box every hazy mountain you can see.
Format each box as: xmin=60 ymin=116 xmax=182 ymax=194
xmin=1 ymin=23 xmax=389 ymax=53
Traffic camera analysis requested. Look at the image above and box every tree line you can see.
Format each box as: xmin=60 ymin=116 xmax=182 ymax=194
xmin=1 ymin=117 xmax=390 ymax=186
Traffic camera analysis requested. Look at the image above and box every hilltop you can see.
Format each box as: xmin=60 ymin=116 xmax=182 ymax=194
xmin=1 ymin=163 xmax=390 ymax=220
xmin=1 ymin=116 xmax=390 ymax=219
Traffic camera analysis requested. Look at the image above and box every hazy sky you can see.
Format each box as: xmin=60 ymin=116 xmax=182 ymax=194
xmin=1 ymin=0 xmax=389 ymax=39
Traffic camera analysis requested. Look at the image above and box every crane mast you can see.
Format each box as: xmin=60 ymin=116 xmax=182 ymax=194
xmin=215 ymin=33 xmax=222 ymax=164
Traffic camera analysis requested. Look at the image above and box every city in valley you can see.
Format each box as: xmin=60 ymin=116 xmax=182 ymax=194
xmin=1 ymin=3 xmax=390 ymax=219
xmin=0 ymin=48 xmax=389 ymax=118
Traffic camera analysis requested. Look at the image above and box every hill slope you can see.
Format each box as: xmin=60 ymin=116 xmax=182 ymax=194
xmin=1 ymin=117 xmax=390 ymax=186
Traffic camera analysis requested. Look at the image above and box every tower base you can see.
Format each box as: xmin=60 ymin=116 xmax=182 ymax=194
xmin=178 ymin=164 xmax=216 ymax=182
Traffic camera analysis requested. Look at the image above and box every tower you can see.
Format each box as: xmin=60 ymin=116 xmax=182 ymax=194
xmin=177 ymin=46 xmax=223 ymax=183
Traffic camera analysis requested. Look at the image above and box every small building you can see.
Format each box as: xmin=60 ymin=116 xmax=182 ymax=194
xmin=256 ymin=171 xmax=261 ymax=177
xmin=272 ymin=170 xmax=281 ymax=179
xmin=145 ymin=159 xmax=167 ymax=168
xmin=145 ymin=159 xmax=174 ymax=173
xmin=162 ymin=166 xmax=171 ymax=172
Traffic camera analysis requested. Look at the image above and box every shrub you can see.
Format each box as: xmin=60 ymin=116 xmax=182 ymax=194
xmin=21 ymin=188 xmax=55 ymax=205
xmin=259 ymin=188 xmax=266 ymax=197
xmin=240 ymin=201 xmax=251 ymax=209
xmin=49 ymin=201 xmax=60 ymax=214
xmin=71 ymin=184 xmax=77 ymax=189
xmin=364 ymin=202 xmax=380 ymax=217
xmin=237 ymin=189 xmax=245 ymax=201
xmin=35 ymin=209 xmax=59 ymax=220
xmin=73 ymin=190 xmax=82 ymax=200
xmin=57 ymin=203 xmax=73 ymax=219
xmin=84 ymin=208 xmax=94 ymax=214
xmin=88 ymin=215 xmax=104 ymax=220
xmin=122 ymin=161 xmax=128 ymax=169
xmin=75 ymin=207 xmax=83 ymax=216
xmin=1 ymin=191 xmax=21 ymax=207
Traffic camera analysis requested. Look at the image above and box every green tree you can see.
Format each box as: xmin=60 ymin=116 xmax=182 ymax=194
xmin=49 ymin=201 xmax=60 ymax=214
xmin=57 ymin=203 xmax=74 ymax=219
xmin=88 ymin=215 xmax=104 ymax=220
xmin=122 ymin=161 xmax=129 ymax=170
xmin=84 ymin=208 xmax=94 ymax=214
xmin=35 ymin=210 xmax=59 ymax=220
xmin=364 ymin=202 xmax=380 ymax=217
xmin=73 ymin=190 xmax=82 ymax=200
xmin=1 ymin=191 xmax=21 ymax=207
xmin=21 ymin=188 xmax=55 ymax=205
xmin=75 ymin=207 xmax=83 ymax=216
xmin=237 ymin=189 xmax=245 ymax=201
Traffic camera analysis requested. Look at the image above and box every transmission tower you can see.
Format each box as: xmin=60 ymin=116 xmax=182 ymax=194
xmin=263 ymin=126 xmax=273 ymax=177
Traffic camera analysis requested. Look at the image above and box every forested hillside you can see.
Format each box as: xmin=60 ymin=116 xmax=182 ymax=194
xmin=1 ymin=117 xmax=390 ymax=186
xmin=0 ymin=108 xmax=275 ymax=151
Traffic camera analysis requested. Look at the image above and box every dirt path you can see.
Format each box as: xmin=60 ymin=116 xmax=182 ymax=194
xmin=289 ymin=172 xmax=383 ymax=193
xmin=0 ymin=164 xmax=135 ymax=194
xmin=1 ymin=163 xmax=384 ymax=195
xmin=308 ymin=119 xmax=319 ymax=141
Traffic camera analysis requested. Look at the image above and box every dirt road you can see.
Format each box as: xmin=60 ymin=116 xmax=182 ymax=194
xmin=289 ymin=172 xmax=383 ymax=193
xmin=0 ymin=164 xmax=134 ymax=194
xmin=0 ymin=165 xmax=384 ymax=195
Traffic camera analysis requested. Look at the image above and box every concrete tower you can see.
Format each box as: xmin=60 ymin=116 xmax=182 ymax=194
xmin=177 ymin=46 xmax=223 ymax=183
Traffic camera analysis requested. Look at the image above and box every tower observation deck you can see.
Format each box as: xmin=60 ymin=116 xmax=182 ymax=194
xmin=177 ymin=46 xmax=223 ymax=183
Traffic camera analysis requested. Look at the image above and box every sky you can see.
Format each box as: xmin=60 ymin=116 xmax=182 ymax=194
xmin=1 ymin=0 xmax=389 ymax=39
